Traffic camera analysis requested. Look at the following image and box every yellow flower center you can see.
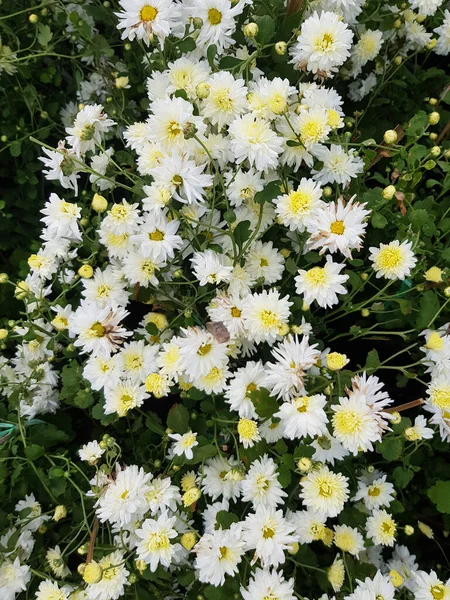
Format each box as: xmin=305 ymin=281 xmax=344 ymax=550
xmin=256 ymin=474 xmax=270 ymax=490
xmin=330 ymin=220 xmax=345 ymax=235
xmin=219 ymin=546 xmax=232 ymax=560
xmin=124 ymin=354 xmax=143 ymax=371
xmin=260 ymin=258 xmax=269 ymax=267
xmin=305 ymin=266 xmax=327 ymax=286
xmin=246 ymin=382 xmax=257 ymax=396
xmin=288 ymin=190 xmax=312 ymax=214
xmin=149 ymin=229 xmax=165 ymax=241
xmin=145 ymin=532 xmax=170 ymax=552
xmin=237 ymin=418 xmax=258 ymax=440
xmin=96 ymin=284 xmax=111 ymax=298
xmin=140 ymin=5 xmax=158 ymax=22
xmin=295 ymin=396 xmax=309 ymax=413
xmin=317 ymin=32 xmax=334 ymax=51
xmin=231 ymin=307 xmax=241 ymax=318
xmin=197 ymin=343 xmax=212 ymax=356
xmin=262 ymin=525 xmax=275 ymax=539
xmin=212 ymin=89 xmax=233 ymax=111
xmin=377 ymin=247 xmax=403 ymax=270
xmin=142 ymin=260 xmax=156 ymax=276
xmin=431 ymin=585 xmax=446 ymax=600
xmin=431 ymin=387 xmax=450 ymax=409
xmin=259 ymin=309 xmax=279 ymax=329
xmin=208 ymin=8 xmax=222 ymax=25
xmin=381 ymin=519 xmax=396 ymax=536
xmin=110 ymin=204 xmax=128 ymax=220
xmin=368 ymin=485 xmax=381 ymax=497
xmin=172 ymin=174 xmax=183 ymax=186
xmin=318 ymin=481 xmax=333 ymax=497
xmin=333 ymin=410 xmax=363 ymax=434
xmin=89 ymin=322 xmax=105 ymax=338
xmin=167 ymin=120 xmax=182 ymax=137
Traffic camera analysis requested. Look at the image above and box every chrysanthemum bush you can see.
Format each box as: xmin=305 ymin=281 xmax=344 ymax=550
xmin=1 ymin=0 xmax=450 ymax=599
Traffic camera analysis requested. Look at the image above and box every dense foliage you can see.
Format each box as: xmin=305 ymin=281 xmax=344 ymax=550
xmin=1 ymin=1 xmax=450 ymax=600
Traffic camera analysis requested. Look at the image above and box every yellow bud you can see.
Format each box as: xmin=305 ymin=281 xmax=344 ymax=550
xmin=326 ymin=352 xmax=348 ymax=371
xmin=53 ymin=505 xmax=67 ymax=522
xmin=0 ymin=273 xmax=9 ymax=283
xmin=196 ymin=82 xmax=210 ymax=99
xmin=181 ymin=472 xmax=197 ymax=492
xmin=321 ymin=527 xmax=334 ymax=547
xmin=78 ymin=264 xmax=94 ymax=279
xmin=183 ymin=486 xmax=201 ymax=507
xmin=135 ymin=559 xmax=146 ymax=573
xmin=14 ymin=281 xmax=30 ymax=300
xmin=429 ymin=132 xmax=438 ymax=141
xmin=243 ymin=22 xmax=258 ymax=38
xmin=429 ymin=112 xmax=440 ymax=125
xmin=427 ymin=38 xmax=437 ymax=50
xmin=389 ymin=570 xmax=404 ymax=587
xmin=425 ymin=331 xmax=444 ymax=350
xmin=430 ymin=146 xmax=441 ymax=157
xmin=323 ymin=186 xmax=333 ymax=198
xmin=389 ymin=411 xmax=402 ymax=425
xmin=444 ymin=286 xmax=450 ymax=298
xmin=297 ymin=457 xmax=312 ymax=473
xmin=275 ymin=41 xmax=287 ymax=55
xmin=28 ymin=13 xmax=39 ymax=23
xmin=0 ymin=329 xmax=8 ymax=340
xmin=77 ymin=543 xmax=89 ymax=555
xmin=181 ymin=532 xmax=197 ymax=551
xmin=78 ymin=564 xmax=86 ymax=575
xmin=145 ymin=312 xmax=169 ymax=331
xmin=383 ymin=130 xmax=398 ymax=144
xmin=301 ymin=301 xmax=310 ymax=312
xmin=83 ymin=562 xmax=103 ymax=584
xmin=393 ymin=19 xmax=402 ymax=29
xmin=361 ymin=272 xmax=369 ymax=281
xmin=404 ymin=524 xmax=414 ymax=536
xmin=115 ymin=76 xmax=129 ymax=89
xmin=361 ymin=308 xmax=370 ymax=318
xmin=280 ymin=248 xmax=291 ymax=258
xmin=393 ymin=55 xmax=403 ymax=65
xmin=92 ymin=193 xmax=108 ymax=212
xmin=424 ymin=267 xmax=443 ymax=283
xmin=404 ymin=427 xmax=421 ymax=442
xmin=383 ymin=185 xmax=396 ymax=200
xmin=288 ymin=542 xmax=299 ymax=555
xmin=278 ymin=322 xmax=290 ymax=336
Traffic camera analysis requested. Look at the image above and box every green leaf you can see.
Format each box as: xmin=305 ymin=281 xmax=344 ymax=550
xmin=219 ymin=56 xmax=243 ymax=70
xmin=364 ymin=349 xmax=380 ymax=373
xmin=377 ymin=437 xmax=402 ymax=461
xmin=9 ymin=141 xmax=21 ymax=157
xmin=234 ymin=220 xmax=251 ymax=251
xmin=167 ymin=403 xmax=190 ymax=434
xmin=215 ymin=510 xmax=239 ymax=529
xmin=207 ymin=44 xmax=217 ymax=69
xmin=25 ymin=444 xmax=44 ymax=461
xmin=255 ymin=15 xmax=276 ymax=45
xmin=177 ymin=37 xmax=196 ymax=52
xmin=285 ymin=257 xmax=298 ymax=275
xmin=37 ymin=23 xmax=53 ymax=46
xmin=145 ymin=413 xmax=165 ymax=435
xmin=249 ymin=387 xmax=279 ymax=419
xmin=393 ymin=466 xmax=414 ymax=489
xmin=428 ymin=481 xmax=450 ymax=514
xmin=254 ymin=180 xmax=281 ymax=205
xmin=186 ymin=443 xmax=217 ymax=465
xmin=406 ymin=110 xmax=428 ymax=137
xmin=371 ymin=213 xmax=388 ymax=229
xmin=416 ymin=290 xmax=440 ymax=330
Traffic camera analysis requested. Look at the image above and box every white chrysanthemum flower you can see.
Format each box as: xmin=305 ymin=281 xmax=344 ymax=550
xmin=241 ymin=567 xmax=296 ymax=600
xmin=0 ymin=558 xmax=31 ymax=600
xmin=243 ymin=506 xmax=297 ymax=567
xmin=245 ymin=241 xmax=285 ymax=285
xmin=290 ymin=11 xmax=353 ymax=76
xmin=194 ymin=524 xmax=245 ymax=586
xmin=366 ymin=509 xmax=397 ymax=546
xmin=299 ymin=465 xmax=349 ymax=518
xmin=65 ymin=103 xmax=115 ymax=156
xmin=202 ymin=71 xmax=247 ymax=129
xmin=224 ymin=168 xmax=264 ymax=207
xmin=83 ymin=355 xmax=121 ymax=392
xmin=68 ymin=301 xmax=130 ymax=357
xmin=122 ymin=250 xmax=164 ymax=287
xmin=263 ymin=335 xmax=320 ymax=400
xmin=387 ymin=544 xmax=419 ymax=591
xmin=249 ymin=77 xmax=297 ymax=120
xmin=166 ymin=57 xmax=210 ymax=99
xmin=312 ymin=144 xmax=364 ymax=186
xmin=35 ymin=580 xmax=69 ymax=600
xmin=85 ymin=550 xmax=130 ymax=600
xmin=102 ymin=199 xmax=140 ymax=235
xmin=124 ymin=121 xmax=152 ymax=151
xmin=178 ymin=326 xmax=229 ymax=378
xmin=201 ymin=455 xmax=243 ymax=501
xmin=410 ymin=0 xmax=443 ymax=16
xmin=95 ymin=465 xmax=152 ymax=526
xmin=274 ymin=178 xmax=323 ymax=232
xmin=104 ymin=380 xmax=148 ymax=417
xmin=117 ymin=340 xmax=158 ymax=384
xmin=15 ymin=493 xmax=49 ymax=532
xmin=39 ymin=141 xmax=81 ymax=195
xmin=295 ymin=256 xmax=349 ymax=309
xmin=115 ymin=0 xmax=182 ymax=46
xmin=40 ymin=192 xmax=81 ymax=240
xmin=411 ymin=570 xmax=450 ymax=600
xmin=168 ymin=430 xmax=198 ymax=460
xmin=306 ymin=196 xmax=371 ymax=258
xmin=277 ymin=114 xmax=314 ymax=171
xmin=333 ymin=524 xmax=365 ymax=556
xmin=135 ymin=512 xmax=182 ymax=571
xmin=229 ymin=113 xmax=284 ymax=172
xmin=332 ymin=395 xmax=381 ymax=455
xmin=426 ymin=376 xmax=450 ymax=411
xmin=241 ymin=454 xmax=287 ymax=509
xmin=241 ymin=290 xmax=292 ymax=344
xmin=434 ymin=10 xmax=450 ymax=55
xmin=46 ymin=546 xmax=70 ymax=579
xmin=369 ymin=239 xmax=417 ymax=280
xmin=224 ymin=360 xmax=265 ymax=418
xmin=291 ymin=509 xmax=327 ymax=544
xmin=147 ymin=96 xmax=206 ymax=151
xmin=311 ymin=431 xmax=349 ymax=465
xmin=78 ymin=441 xmax=105 ymax=465
xmin=276 ymin=394 xmax=328 ymax=439
xmin=136 ymin=141 xmax=164 ymax=175
xmin=150 ymin=152 xmax=213 ymax=205
xmin=403 ymin=20 xmax=432 ymax=51
xmin=353 ymin=473 xmax=395 ymax=510
xmin=405 ymin=415 xmax=434 ymax=441
xmin=187 ymin=0 xmax=250 ymax=53
xmin=191 ymin=249 xmax=234 ymax=286
xmin=81 ymin=266 xmax=128 ymax=310
xmin=298 ymin=106 xmax=331 ymax=147
xmin=131 ymin=212 xmax=183 ymax=262
xmin=351 ymin=29 xmax=383 ymax=74
xmin=348 ymin=571 xmax=396 ymax=600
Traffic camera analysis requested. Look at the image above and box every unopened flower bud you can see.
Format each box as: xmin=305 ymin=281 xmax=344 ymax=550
xmin=196 ymin=82 xmax=210 ymax=99
xmin=429 ymin=112 xmax=440 ymax=125
xmin=135 ymin=559 xmax=146 ymax=573
xmin=418 ymin=521 xmax=434 ymax=539
xmin=429 ymin=98 xmax=438 ymax=106
xmin=393 ymin=19 xmax=402 ymax=29
xmin=115 ymin=76 xmax=129 ymax=89
xmin=183 ymin=122 xmax=198 ymax=140
xmin=427 ymin=39 xmax=437 ymax=50
xmin=361 ymin=308 xmax=370 ymax=317
xmin=393 ymin=56 xmax=402 ymax=65
xmin=404 ymin=524 xmax=414 ymax=536
xmin=424 ymin=266 xmax=443 ymax=283
xmin=181 ymin=532 xmax=197 ymax=551
xmin=38 ymin=524 xmax=47 ymax=534
xmin=78 ymin=264 xmax=94 ymax=279
xmin=383 ymin=185 xmax=396 ymax=200
xmin=280 ymin=248 xmax=291 ymax=258
xmin=430 ymin=146 xmax=441 ymax=157
xmin=192 ymin=17 xmax=203 ymax=29
xmin=429 ymin=132 xmax=438 ymax=140
xmin=323 ymin=186 xmax=333 ymax=198
xmin=83 ymin=562 xmax=103 ymax=584
xmin=275 ymin=41 xmax=287 ymax=55
xmin=389 ymin=411 xmax=402 ymax=425
xmin=183 ymin=486 xmax=201 ymax=507
xmin=53 ymin=505 xmax=67 ymax=522
xmin=14 ymin=281 xmax=30 ymax=300
xmin=0 ymin=329 xmax=8 ymax=340
xmin=444 ymin=286 xmax=450 ymax=298
xmin=389 ymin=570 xmax=404 ymax=587
xmin=383 ymin=130 xmax=398 ymax=144
xmin=243 ymin=22 xmax=258 ymax=38
xmin=326 ymin=352 xmax=348 ymax=371
xmin=77 ymin=543 xmax=89 ymax=555
xmin=288 ymin=542 xmax=299 ymax=555
xmin=297 ymin=457 xmax=312 ymax=473
xmin=301 ymin=301 xmax=310 ymax=311
xmin=29 ymin=13 xmax=39 ymax=23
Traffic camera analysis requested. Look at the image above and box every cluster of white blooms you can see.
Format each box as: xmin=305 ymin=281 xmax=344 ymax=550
xmin=1 ymin=0 xmax=450 ymax=599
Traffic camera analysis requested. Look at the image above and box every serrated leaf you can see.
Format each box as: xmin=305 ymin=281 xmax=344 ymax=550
xmin=215 ymin=510 xmax=239 ymax=529
xmin=37 ymin=23 xmax=53 ymax=46
xmin=428 ymin=481 xmax=450 ymax=513
xmin=249 ymin=387 xmax=279 ymax=419
xmin=377 ymin=437 xmax=402 ymax=461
